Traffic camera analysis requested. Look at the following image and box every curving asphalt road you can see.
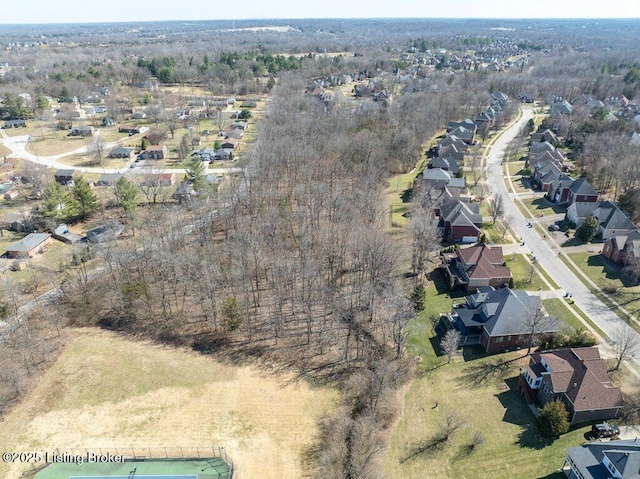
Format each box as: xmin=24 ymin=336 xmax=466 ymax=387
xmin=0 ymin=129 xmax=241 ymax=175
xmin=485 ymin=106 xmax=639 ymax=365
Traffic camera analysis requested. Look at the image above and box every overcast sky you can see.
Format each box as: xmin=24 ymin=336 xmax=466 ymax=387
xmin=1 ymin=0 xmax=640 ymax=24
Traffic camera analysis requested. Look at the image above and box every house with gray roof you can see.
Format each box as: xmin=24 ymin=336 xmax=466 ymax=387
xmin=437 ymin=200 xmax=482 ymax=243
xmin=444 ymin=287 xmax=556 ymax=352
xmin=108 ymin=147 xmax=135 ymax=160
xmin=592 ymin=202 xmax=637 ymax=239
xmin=567 ymin=178 xmax=598 ymax=206
xmin=566 ymin=201 xmax=599 ymax=227
xmin=5 ymin=233 xmax=52 ymax=258
xmin=448 ymin=126 xmax=475 ymax=144
xmin=551 ymin=99 xmax=573 ymax=116
xmin=564 ymin=439 xmax=640 ymax=479
xmin=428 ymin=157 xmax=460 ymax=175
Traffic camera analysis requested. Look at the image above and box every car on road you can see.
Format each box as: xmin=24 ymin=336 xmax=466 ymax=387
xmin=130 ymin=163 xmax=139 ymax=168
xmin=591 ymin=422 xmax=620 ymax=438
xmin=549 ymin=223 xmax=560 ymax=231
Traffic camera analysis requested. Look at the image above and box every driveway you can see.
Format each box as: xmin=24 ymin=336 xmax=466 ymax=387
xmin=485 ymin=106 xmax=640 ymax=365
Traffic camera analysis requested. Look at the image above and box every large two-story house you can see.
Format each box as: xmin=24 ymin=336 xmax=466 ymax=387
xmin=520 ymin=347 xmax=623 ymax=425
xmin=443 ymin=244 xmax=511 ymax=292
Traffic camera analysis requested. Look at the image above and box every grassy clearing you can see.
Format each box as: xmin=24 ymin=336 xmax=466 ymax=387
xmin=536 ymin=265 xmax=561 ymax=290
xmin=521 ymin=197 xmax=566 ymax=217
xmin=0 ymin=329 xmax=338 ymax=479
xmin=506 ymin=253 xmax=549 ymax=291
xmin=387 ymin=327 xmax=591 ymax=479
xmin=385 ymin=159 xmax=425 ymax=231
xmin=26 ymin=135 xmax=87 ymax=156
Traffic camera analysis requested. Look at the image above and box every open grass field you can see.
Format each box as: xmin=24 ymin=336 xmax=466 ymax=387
xmin=56 ymin=154 xmax=129 ymax=170
xmin=0 ymin=329 xmax=338 ymax=479
xmin=386 ymin=322 xmax=593 ymax=479
xmin=507 ymin=160 xmax=526 ymax=177
xmin=26 ymin=135 xmax=87 ymax=157
xmin=542 ymin=298 xmax=593 ymax=332
xmin=0 ymin=143 xmax=12 ymax=157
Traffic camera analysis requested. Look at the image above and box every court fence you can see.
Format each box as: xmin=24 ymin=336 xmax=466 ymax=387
xmin=19 ymin=446 xmax=233 ymax=479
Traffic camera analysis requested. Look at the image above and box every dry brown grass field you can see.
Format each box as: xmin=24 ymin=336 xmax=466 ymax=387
xmin=0 ymin=329 xmax=338 ymax=479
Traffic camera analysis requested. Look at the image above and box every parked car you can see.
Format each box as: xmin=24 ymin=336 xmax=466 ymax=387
xmin=591 ymin=422 xmax=620 ymax=438
xmin=549 ymin=223 xmax=560 ymax=231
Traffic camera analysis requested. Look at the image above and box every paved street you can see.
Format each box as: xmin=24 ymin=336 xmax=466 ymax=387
xmin=0 ymin=131 xmax=241 ymax=175
xmin=485 ymin=106 xmax=638 ymax=359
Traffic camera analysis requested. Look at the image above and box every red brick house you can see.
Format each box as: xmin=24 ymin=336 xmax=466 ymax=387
xmin=520 ymin=347 xmax=623 ymax=425
xmin=444 ymin=244 xmax=511 ymax=291
xmin=5 ymin=233 xmax=52 ymax=259
xmin=566 ymin=178 xmax=598 ymax=206
xmin=437 ymin=200 xmax=482 ymax=243
xmin=445 ymin=287 xmax=557 ymax=353
xmin=602 ymin=230 xmax=640 ymax=265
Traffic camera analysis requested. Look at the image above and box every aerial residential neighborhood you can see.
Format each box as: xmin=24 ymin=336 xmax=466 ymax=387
xmin=1 ymin=10 xmax=640 ymax=479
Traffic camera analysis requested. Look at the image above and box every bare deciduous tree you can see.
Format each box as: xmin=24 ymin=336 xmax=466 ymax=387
xmin=488 ymin=194 xmax=505 ymax=225
xmin=613 ymin=326 xmax=640 ymax=371
xmin=521 ymin=307 xmax=557 ymax=354
xmin=440 ymin=329 xmax=461 ymax=364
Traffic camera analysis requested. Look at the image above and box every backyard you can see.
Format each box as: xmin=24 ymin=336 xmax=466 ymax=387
xmin=385 ymin=273 xmax=593 ymax=479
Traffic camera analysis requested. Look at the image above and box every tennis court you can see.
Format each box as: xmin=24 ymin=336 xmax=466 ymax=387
xmin=33 ymin=458 xmax=232 ymax=479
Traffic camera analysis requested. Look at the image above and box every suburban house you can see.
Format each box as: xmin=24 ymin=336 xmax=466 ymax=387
xmin=566 ymin=178 xmax=599 ymax=206
xmin=53 ymin=224 xmax=84 ymax=245
xmin=447 ymin=118 xmax=476 ymax=133
xmin=564 ymin=440 xmax=640 ymax=479
xmin=516 ymin=92 xmax=536 ymax=103
xmin=144 ymin=145 xmax=168 ymax=160
xmin=68 ymin=126 xmax=95 ymax=137
xmin=54 ymin=169 xmax=81 ymax=185
xmin=428 ymin=157 xmax=460 ymax=175
xmin=422 ymin=168 xmax=465 ymax=192
xmin=0 ymin=211 xmax=31 ymax=232
xmin=591 ymin=201 xmax=638 ymax=239
xmin=221 ymin=138 xmax=239 ymax=150
xmin=566 ymin=202 xmax=599 ymax=227
xmin=443 ymin=243 xmax=511 ymax=291
xmin=3 ymin=119 xmax=26 ymax=128
xmin=5 ymin=233 xmax=52 ymax=258
xmin=108 ymin=147 xmax=135 ymax=160
xmin=443 ymin=287 xmax=557 ymax=353
xmin=96 ymin=173 xmax=123 ymax=187
xmin=437 ymin=134 xmax=467 ymax=153
xmin=436 ymin=144 xmax=465 ymax=163
xmin=546 ymin=174 xmax=574 ymax=202
xmin=448 ymin=126 xmax=475 ymax=145
xmin=437 ymin=200 xmax=482 ymax=243
xmin=531 ymin=129 xmax=558 ymax=144
xmin=520 ymin=347 xmax=623 ymax=425
xmin=86 ymin=222 xmax=124 ymax=244
xmin=551 ymin=99 xmax=573 ymax=116
xmin=602 ymin=230 xmax=640 ymax=265
xmin=119 ymin=125 xmax=147 ymax=135
xmin=102 ymin=117 xmax=116 ymax=127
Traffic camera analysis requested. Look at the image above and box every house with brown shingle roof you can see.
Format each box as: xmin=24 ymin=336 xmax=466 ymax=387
xmin=444 ymin=243 xmax=512 ymax=291
xmin=520 ymin=347 xmax=623 ymax=425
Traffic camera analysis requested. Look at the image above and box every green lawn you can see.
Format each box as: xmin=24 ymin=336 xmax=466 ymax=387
xmin=483 ymin=221 xmax=513 ymax=244
xmin=507 ymin=253 xmax=550 ymax=291
xmin=387 ymin=310 xmax=591 ymax=479
xmin=507 ymin=160 xmax=526 ymax=176
xmin=521 ymin=197 xmax=566 ymax=217
xmin=567 ymin=252 xmax=640 ymax=321
xmin=385 ymin=159 xmax=425 ymax=231
xmin=542 ymin=298 xmax=591 ymax=332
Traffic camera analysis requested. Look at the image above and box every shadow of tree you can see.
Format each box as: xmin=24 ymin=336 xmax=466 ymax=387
xmin=456 ymin=356 xmax=520 ymax=388
xmin=401 ymin=434 xmax=448 ymax=464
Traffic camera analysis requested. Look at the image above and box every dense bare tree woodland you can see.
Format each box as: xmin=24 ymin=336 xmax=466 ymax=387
xmin=2 ymin=17 xmax=640 ymax=477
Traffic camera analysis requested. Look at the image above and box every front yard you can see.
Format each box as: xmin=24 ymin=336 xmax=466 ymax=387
xmin=521 ymin=197 xmax=566 ymax=217
xmin=507 ymin=253 xmax=550 ymax=291
xmin=567 ymin=252 xmax=640 ymax=320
